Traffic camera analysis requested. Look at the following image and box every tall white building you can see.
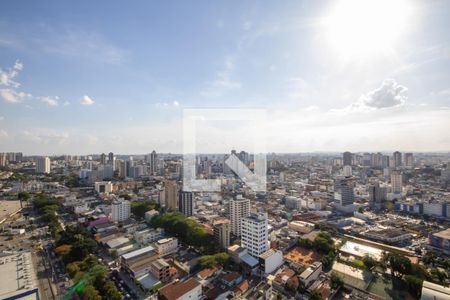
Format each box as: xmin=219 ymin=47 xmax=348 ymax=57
xmin=241 ymin=212 xmax=269 ymax=258
xmin=343 ymin=165 xmax=352 ymax=177
xmin=391 ymin=172 xmax=403 ymax=194
xmin=229 ymin=195 xmax=250 ymax=237
xmin=36 ymin=156 xmax=51 ymax=174
xmin=111 ymin=199 xmax=131 ymax=222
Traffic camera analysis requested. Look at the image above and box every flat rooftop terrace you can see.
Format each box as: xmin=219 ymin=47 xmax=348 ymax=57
xmin=0 ymin=252 xmax=37 ymax=298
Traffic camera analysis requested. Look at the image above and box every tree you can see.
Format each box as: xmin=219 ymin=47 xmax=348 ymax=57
xmin=423 ymin=250 xmax=437 ymax=266
xmin=214 ymin=252 xmax=230 ymax=265
xmin=313 ymin=232 xmax=335 ymax=254
xmin=321 ymin=252 xmax=336 ymax=271
xmin=330 ymin=272 xmax=344 ymax=290
xmin=131 ymin=200 xmax=158 ymax=220
xmin=310 ymin=289 xmax=324 ymax=300
xmin=66 ymin=262 xmax=80 ymax=278
xmin=362 ymin=254 xmax=377 ymax=270
xmin=384 ymin=253 xmax=412 ymax=277
xmin=403 ymin=275 xmax=423 ymax=299
xmin=18 ymin=191 xmax=30 ymax=201
xmin=152 ymin=212 xmax=215 ymax=253
xmin=80 ymin=285 xmax=101 ymax=300
xmin=298 ymin=238 xmax=313 ymax=249
xmin=199 ymin=255 xmax=217 ymax=268
xmin=285 ymin=278 xmax=298 ymax=295
xmin=430 ymin=268 xmax=449 ymax=285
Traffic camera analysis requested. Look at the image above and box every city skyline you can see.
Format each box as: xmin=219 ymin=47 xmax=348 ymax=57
xmin=0 ymin=0 xmax=449 ymax=154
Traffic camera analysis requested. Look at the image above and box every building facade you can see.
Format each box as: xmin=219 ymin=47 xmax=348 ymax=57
xmin=241 ymin=212 xmax=269 ymax=258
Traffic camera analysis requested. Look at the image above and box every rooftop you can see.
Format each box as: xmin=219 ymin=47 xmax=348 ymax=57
xmin=0 ymin=252 xmax=37 ymax=298
xmin=433 ymin=228 xmax=450 ymax=239
xmin=159 ymin=278 xmax=200 ymax=300
xmin=339 ymin=241 xmax=383 ymax=261
xmin=121 ymin=245 xmax=155 ymax=260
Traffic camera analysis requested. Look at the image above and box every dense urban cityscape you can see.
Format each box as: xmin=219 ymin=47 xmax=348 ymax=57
xmin=0 ymin=150 xmax=449 ymax=299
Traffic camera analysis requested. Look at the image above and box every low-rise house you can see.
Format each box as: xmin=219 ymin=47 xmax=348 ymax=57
xmin=299 ymin=262 xmax=322 ymax=288
xmin=246 ymin=282 xmax=272 ymax=300
xmin=196 ymin=266 xmax=222 ymax=286
xmin=121 ymin=245 xmax=159 ymax=278
xmin=219 ymin=272 xmax=243 ymax=288
xmin=134 ymin=228 xmax=164 ymax=245
xmin=159 ymin=278 xmax=202 ymax=300
xmin=149 ymin=258 xmax=177 ymax=283
xmin=272 ymin=267 xmax=298 ymax=293
xmin=259 ymin=249 xmax=284 ymax=274
xmin=233 ymin=279 xmax=249 ymax=298
xmin=156 ymin=237 xmax=178 ymax=257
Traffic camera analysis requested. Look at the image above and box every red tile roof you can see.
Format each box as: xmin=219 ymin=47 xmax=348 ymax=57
xmin=159 ymin=278 xmax=201 ymax=300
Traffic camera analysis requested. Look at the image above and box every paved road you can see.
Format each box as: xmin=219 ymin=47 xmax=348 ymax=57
xmin=32 ymin=250 xmax=56 ymax=300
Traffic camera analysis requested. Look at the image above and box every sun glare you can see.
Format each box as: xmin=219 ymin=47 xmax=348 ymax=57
xmin=324 ymin=0 xmax=413 ymax=59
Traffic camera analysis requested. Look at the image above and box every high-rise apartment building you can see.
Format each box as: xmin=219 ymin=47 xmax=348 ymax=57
xmin=369 ymin=182 xmax=387 ymax=210
xmin=178 ymin=191 xmax=193 ymax=217
xmin=108 ymin=152 xmax=114 ymax=164
xmin=213 ymin=218 xmax=231 ymax=249
xmin=343 ymin=165 xmax=352 ymax=177
xmin=115 ymin=159 xmax=126 ymax=178
xmin=393 ymin=151 xmax=402 ymax=167
xmin=334 ymin=177 xmax=354 ymax=206
xmin=382 ymin=155 xmax=390 ymax=168
xmin=391 ymin=172 xmax=403 ymax=194
xmin=229 ymin=195 xmax=250 ymax=237
xmin=100 ymin=153 xmax=107 ymax=165
xmin=404 ymin=153 xmax=414 ymax=167
xmin=148 ymin=150 xmax=157 ymax=175
xmin=0 ymin=153 xmax=7 ymax=167
xmin=36 ymin=156 xmax=51 ymax=174
xmin=163 ymin=180 xmax=178 ymax=210
xmin=111 ymin=199 xmax=131 ymax=222
xmin=241 ymin=212 xmax=269 ymax=258
xmin=343 ymin=151 xmax=352 ymax=166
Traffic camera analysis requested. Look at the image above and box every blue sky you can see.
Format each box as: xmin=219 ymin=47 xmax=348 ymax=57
xmin=1 ymin=0 xmax=449 ymax=154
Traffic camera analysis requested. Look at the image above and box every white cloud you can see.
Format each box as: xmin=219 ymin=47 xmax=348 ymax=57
xmin=0 ymin=88 xmax=32 ymax=103
xmin=39 ymin=96 xmax=59 ymax=106
xmin=201 ymin=56 xmax=241 ymax=97
xmin=360 ymin=79 xmax=407 ymax=109
xmin=36 ymin=30 xmax=126 ymax=65
xmin=155 ymin=100 xmax=181 ymax=108
xmin=0 ymin=116 xmax=4 ymax=121
xmin=0 ymin=60 xmax=23 ymax=88
xmin=80 ymin=95 xmax=94 ymax=105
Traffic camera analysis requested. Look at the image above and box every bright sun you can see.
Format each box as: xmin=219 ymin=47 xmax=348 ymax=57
xmin=324 ymin=0 xmax=413 ymax=59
